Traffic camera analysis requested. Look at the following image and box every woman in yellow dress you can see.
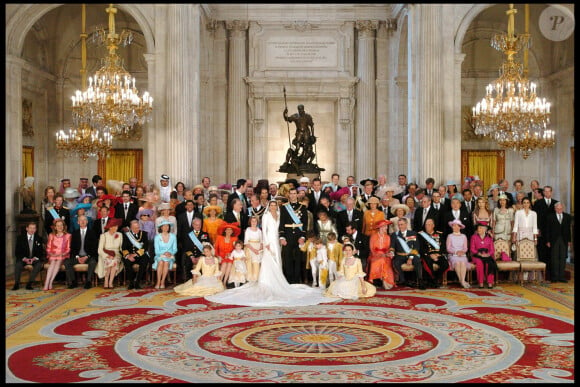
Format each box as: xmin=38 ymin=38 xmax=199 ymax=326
xmin=362 ymin=196 xmax=385 ymax=237
xmin=325 ymin=243 xmax=376 ymax=300
xmin=202 ymin=205 xmax=225 ymax=245
xmin=174 ymin=243 xmax=225 ymax=296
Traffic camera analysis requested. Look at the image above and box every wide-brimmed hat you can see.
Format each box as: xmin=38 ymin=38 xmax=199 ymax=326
xmin=157 ymin=219 xmax=174 ymax=229
xmin=104 ymin=217 xmax=122 ymax=230
xmin=488 ymin=184 xmax=500 ymax=194
xmin=497 ymin=193 xmax=509 ymax=201
xmin=448 ymin=219 xmax=465 ymax=229
xmin=445 ymin=180 xmax=458 ymax=186
xmin=217 ymin=222 xmax=241 ymax=237
xmin=366 ymin=196 xmax=381 ymax=207
xmin=384 ymin=184 xmax=400 ymax=194
xmin=99 ymin=194 xmax=117 ymax=202
xmin=330 ymin=186 xmax=350 ymax=201
xmin=63 ymin=187 xmax=81 ymax=199
xmin=208 ymin=186 xmax=218 ymax=192
xmin=390 ymin=203 xmax=410 ymax=216
xmin=360 ymin=178 xmax=378 ymax=187
xmin=374 ymin=219 xmax=393 ymax=229
xmin=138 ymin=192 xmax=157 ymax=203
xmin=158 ymin=202 xmax=172 ymax=211
xmin=72 ymin=202 xmax=92 ymax=214
xmin=192 ymin=184 xmax=204 ymax=192
xmin=297 ymin=186 xmax=308 ymax=193
xmin=203 ymin=205 xmax=222 ymax=216
xmin=475 ymin=221 xmax=490 ymax=230
xmin=137 ymin=208 xmax=154 ymax=218
xmin=76 ymin=193 xmax=94 ymax=203
xmin=217 ymin=183 xmax=232 ymax=192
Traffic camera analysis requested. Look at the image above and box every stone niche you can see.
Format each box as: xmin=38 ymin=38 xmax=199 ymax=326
xmin=245 ymin=21 xmax=358 ymax=183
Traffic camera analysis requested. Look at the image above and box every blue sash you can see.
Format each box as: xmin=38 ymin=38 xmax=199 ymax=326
xmin=125 ymin=231 xmax=143 ymax=250
xmin=188 ymin=231 xmax=205 ymax=252
xmin=48 ymin=207 xmax=60 ymax=221
xmin=419 ymin=231 xmax=440 ymax=250
xmin=284 ymin=203 xmax=303 ymax=231
xmin=397 ymin=236 xmax=412 ymax=254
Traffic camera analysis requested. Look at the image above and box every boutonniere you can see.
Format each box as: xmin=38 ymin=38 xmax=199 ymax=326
xmin=114 ymin=234 xmax=119 ymax=239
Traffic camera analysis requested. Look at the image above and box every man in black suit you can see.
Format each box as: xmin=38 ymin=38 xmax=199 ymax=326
xmin=94 ymin=206 xmax=111 ymax=238
xmin=461 ymin=188 xmax=476 ymax=216
xmin=393 ymin=174 xmax=408 ymax=202
xmin=344 ymin=221 xmax=370 ymax=275
xmin=533 ymin=185 xmax=558 ymax=269
xmin=193 ymin=193 xmax=206 ymax=218
xmin=336 ymin=196 xmax=363 ymax=240
xmin=43 ymin=195 xmax=70 ymax=236
xmin=121 ymin=220 xmax=150 ymax=289
xmin=224 ymin=197 xmax=249 ymax=241
xmin=442 ymin=197 xmax=473 ymax=242
xmin=545 ymin=202 xmax=570 ymax=283
xmin=85 ymin=175 xmax=103 ymax=198
xmin=413 ymin=195 xmax=439 ymax=232
xmin=115 ymin=190 xmax=139 ymax=231
xmin=430 ymin=192 xmax=445 ymax=231
xmin=227 ymin=178 xmax=249 ymax=212
xmin=279 ymin=188 xmax=308 ymax=284
xmin=13 ymin=222 xmax=45 ymax=290
xmin=306 ymin=177 xmax=329 ymax=218
xmin=177 ymin=200 xmax=196 ymax=240
xmin=180 ymin=217 xmax=210 ymax=282
xmin=390 ymin=217 xmax=425 ymax=289
xmin=174 ymin=190 xmax=193 ymax=217
xmin=65 ymin=215 xmax=98 ymax=289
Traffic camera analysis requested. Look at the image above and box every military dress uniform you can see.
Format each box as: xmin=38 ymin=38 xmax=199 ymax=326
xmin=121 ymin=230 xmax=150 ymax=289
xmin=180 ymin=229 xmax=210 ymax=282
xmin=418 ymin=230 xmax=449 ymax=288
xmin=279 ymin=201 xmax=308 ymax=284
xmin=390 ymin=229 xmax=424 ymax=288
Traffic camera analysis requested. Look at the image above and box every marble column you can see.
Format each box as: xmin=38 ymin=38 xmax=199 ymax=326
xmin=142 ymin=52 xmax=157 ymax=186
xmin=6 ymin=55 xmax=24 ymax=276
xmin=355 ymin=20 xmax=378 ymax=180
xmin=408 ymin=5 xmax=444 ymax=184
xmin=165 ymin=5 xmax=201 ymax=186
xmin=375 ymin=21 xmax=389 ymax=177
xmin=226 ymin=20 xmax=249 ymax=181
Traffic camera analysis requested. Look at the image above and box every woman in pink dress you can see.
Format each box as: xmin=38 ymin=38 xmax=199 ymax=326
xmin=446 ymin=219 xmax=470 ymax=288
xmin=44 ymin=218 xmax=71 ymax=290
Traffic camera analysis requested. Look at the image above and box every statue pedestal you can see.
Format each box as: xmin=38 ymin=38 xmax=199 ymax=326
xmin=15 ymin=212 xmax=40 ymax=235
xmin=285 ymin=172 xmax=320 ymax=183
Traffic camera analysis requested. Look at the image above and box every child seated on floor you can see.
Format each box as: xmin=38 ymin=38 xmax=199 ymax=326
xmin=174 ymin=243 xmax=225 ymax=296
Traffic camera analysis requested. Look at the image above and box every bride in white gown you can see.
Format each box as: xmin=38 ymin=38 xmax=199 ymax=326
xmin=205 ymin=200 xmax=339 ymax=307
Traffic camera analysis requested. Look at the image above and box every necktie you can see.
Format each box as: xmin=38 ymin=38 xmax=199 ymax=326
xmin=547 ymin=199 xmax=551 ymax=206
xmin=454 ymin=210 xmax=459 ymax=219
xmin=466 ymin=202 xmax=471 ymax=212
xmin=79 ymin=229 xmax=86 ymax=256
xmin=435 ymin=204 xmax=439 ymax=210
xmin=28 ymin=235 xmax=33 ymax=256
xmin=423 ymin=208 xmax=428 ymax=224
xmin=348 ymin=210 xmax=352 ymax=222
xmin=558 ymin=214 xmax=562 ymax=223
xmin=124 ymin=203 xmax=129 ymax=218
xmin=102 ymin=218 xmax=106 ymax=228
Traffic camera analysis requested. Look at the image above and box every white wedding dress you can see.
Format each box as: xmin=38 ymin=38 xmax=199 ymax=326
xmin=205 ymin=210 xmax=339 ymax=307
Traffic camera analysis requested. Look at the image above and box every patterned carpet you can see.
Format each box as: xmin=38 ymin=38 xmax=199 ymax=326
xmin=5 ymin=282 xmax=574 ymax=383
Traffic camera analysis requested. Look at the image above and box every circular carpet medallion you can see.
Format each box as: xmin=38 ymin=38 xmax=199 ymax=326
xmin=116 ymin=304 xmax=525 ymax=383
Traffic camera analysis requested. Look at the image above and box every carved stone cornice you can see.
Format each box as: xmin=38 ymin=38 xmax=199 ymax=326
xmin=226 ymin=20 xmax=249 ymax=32
xmin=355 ymin=20 xmax=378 ymax=38
xmin=282 ymin=21 xmax=319 ymax=32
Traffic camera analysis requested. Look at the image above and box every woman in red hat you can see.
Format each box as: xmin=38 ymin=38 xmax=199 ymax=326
xmin=96 ymin=217 xmax=124 ymax=289
xmin=214 ymin=222 xmax=240 ymax=286
xmin=368 ymin=219 xmax=395 ymax=289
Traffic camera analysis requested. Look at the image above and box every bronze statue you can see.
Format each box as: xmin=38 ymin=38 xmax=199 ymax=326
xmin=278 ymin=97 xmax=324 ymax=175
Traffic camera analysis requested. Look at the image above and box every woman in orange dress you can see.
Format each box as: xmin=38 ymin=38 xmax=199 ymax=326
xmin=362 ymin=196 xmax=385 ymax=237
xmin=214 ymin=222 xmax=240 ymax=286
xmin=368 ymin=219 xmax=394 ymax=289
xmin=202 ymin=205 xmax=225 ymax=245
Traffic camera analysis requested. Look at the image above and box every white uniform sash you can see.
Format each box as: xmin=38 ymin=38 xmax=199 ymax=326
xmin=188 ymin=230 xmax=205 ymax=252
xmin=397 ymin=236 xmax=412 ymax=254
xmin=419 ymin=231 xmax=440 ymax=250
xmin=125 ymin=231 xmax=143 ymax=250
xmin=284 ymin=203 xmax=303 ymax=231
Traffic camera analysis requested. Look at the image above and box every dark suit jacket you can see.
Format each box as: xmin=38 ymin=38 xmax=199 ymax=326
xmin=336 ymin=208 xmax=363 ymax=240
xmin=114 ymin=201 xmax=140 ymax=229
xmin=177 ymin=211 xmax=198 ymax=241
xmin=227 ymin=191 xmax=249 ymax=212
xmin=85 ymin=186 xmax=98 ymax=199
xmin=413 ymin=206 xmax=439 ymax=232
xmin=533 ymin=198 xmax=559 ymax=232
xmin=93 ymin=217 xmax=110 ymax=238
xmin=174 ymin=201 xmax=187 ymax=217
xmin=442 ymin=208 xmax=473 ymax=239
xmin=70 ymin=227 xmax=99 ymax=258
xmin=545 ymin=212 xmax=572 ymax=245
xmin=461 ymin=199 xmax=477 ymax=215
xmin=224 ymin=209 xmax=249 ymax=240
xmin=307 ymin=190 xmax=329 ymax=215
xmin=15 ymin=233 xmax=45 ymax=260
xmin=349 ymin=230 xmax=369 ymax=261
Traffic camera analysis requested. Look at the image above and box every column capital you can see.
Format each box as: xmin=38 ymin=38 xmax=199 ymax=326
xmin=143 ymin=53 xmax=155 ymax=65
xmin=355 ymin=20 xmax=379 ymax=37
xmin=455 ymin=53 xmax=466 ymax=65
xmin=226 ymin=20 xmax=249 ymax=32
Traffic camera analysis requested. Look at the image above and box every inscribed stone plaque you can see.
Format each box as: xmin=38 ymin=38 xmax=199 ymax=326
xmin=265 ymin=36 xmax=338 ymax=68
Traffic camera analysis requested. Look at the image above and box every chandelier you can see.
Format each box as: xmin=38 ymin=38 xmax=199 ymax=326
xmin=471 ymin=4 xmax=554 ymax=159
xmin=57 ymin=4 xmax=113 ymax=161
xmin=71 ymin=3 xmax=153 ymax=138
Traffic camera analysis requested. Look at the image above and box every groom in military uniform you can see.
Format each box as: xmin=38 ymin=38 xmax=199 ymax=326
xmin=279 ymin=187 xmax=308 ymax=284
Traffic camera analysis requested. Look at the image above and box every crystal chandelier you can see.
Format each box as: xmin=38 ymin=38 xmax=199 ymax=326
xmin=57 ymin=4 xmax=113 ymax=161
xmin=71 ymin=3 xmax=153 ymax=138
xmin=471 ymin=4 xmax=554 ymax=159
